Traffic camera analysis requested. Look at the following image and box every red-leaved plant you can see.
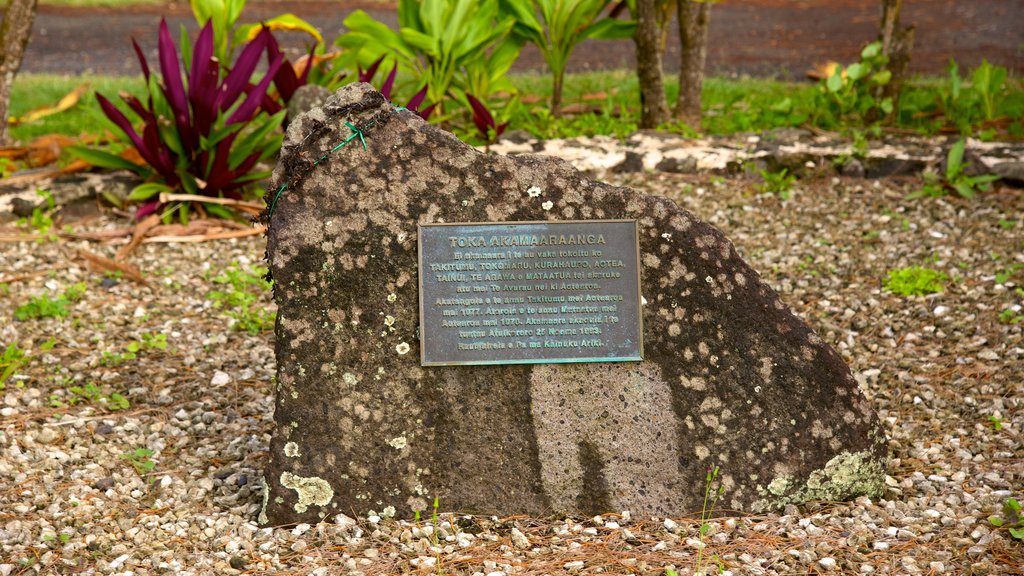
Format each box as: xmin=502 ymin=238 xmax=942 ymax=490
xmin=466 ymin=93 xmax=508 ymax=144
xmin=359 ymin=56 xmax=436 ymax=120
xmin=71 ymin=19 xmax=287 ymax=221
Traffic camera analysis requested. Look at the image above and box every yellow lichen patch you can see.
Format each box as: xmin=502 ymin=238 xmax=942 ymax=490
xmin=284 ymin=442 xmax=301 ymax=458
xmin=280 ymin=472 xmax=334 ymax=514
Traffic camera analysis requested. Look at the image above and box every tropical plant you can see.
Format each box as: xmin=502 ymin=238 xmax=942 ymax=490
xmin=818 ymin=41 xmax=893 ymax=127
xmin=912 ymin=139 xmax=1000 ymax=199
xmin=939 ymin=59 xmax=1013 ymax=134
xmin=467 ymin=93 xmax=509 ymax=143
xmin=189 ymin=0 xmax=321 ymax=63
xmin=337 ymin=0 xmax=518 ymax=118
xmin=73 ymin=20 xmax=286 ymax=221
xmin=500 ymin=0 xmax=633 ymax=117
xmin=358 ymin=56 xmax=436 ymax=119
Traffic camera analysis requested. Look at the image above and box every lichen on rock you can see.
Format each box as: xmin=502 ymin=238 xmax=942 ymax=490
xmin=753 ymin=450 xmax=886 ymax=512
xmin=259 ymin=83 xmax=887 ymax=525
xmin=280 ymin=472 xmax=334 ymax=514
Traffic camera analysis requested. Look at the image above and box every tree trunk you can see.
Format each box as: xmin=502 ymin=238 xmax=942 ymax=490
xmin=633 ymin=0 xmax=669 ymax=128
xmin=877 ymin=0 xmax=914 ymax=116
xmin=0 ymin=0 xmax=39 ymax=146
xmin=674 ymin=0 xmax=711 ymax=128
xmin=552 ymin=69 xmax=563 ymax=118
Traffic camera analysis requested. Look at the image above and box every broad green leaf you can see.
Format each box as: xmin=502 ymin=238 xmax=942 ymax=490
xmin=1010 ymin=526 xmax=1024 ymax=539
xmin=989 ymin=516 xmax=1005 ymax=527
xmin=770 ymin=97 xmax=793 ymax=113
xmin=953 ymin=183 xmax=974 ymax=199
xmin=846 ymin=63 xmax=866 ymax=81
xmin=1007 ymin=498 xmax=1021 ymax=513
xmin=872 ymin=70 xmax=892 ymax=86
xmin=860 ymin=41 xmax=881 ymax=59
xmin=826 ymin=70 xmax=843 ymax=93
xmin=234 ymin=14 xmax=322 ymax=48
xmin=203 ymin=203 xmax=236 ymax=220
xmin=127 ymin=182 xmax=172 ymax=202
xmin=582 ymin=18 xmax=636 ymax=41
xmin=880 ymin=97 xmax=894 ymax=115
xmin=228 ymin=111 xmax=285 ymax=169
xmin=67 ymin=146 xmax=147 ymax=174
xmin=947 ymin=139 xmax=966 ymax=173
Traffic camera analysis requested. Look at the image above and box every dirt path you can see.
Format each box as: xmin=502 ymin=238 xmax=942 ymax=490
xmin=22 ymin=0 xmax=1024 ymax=78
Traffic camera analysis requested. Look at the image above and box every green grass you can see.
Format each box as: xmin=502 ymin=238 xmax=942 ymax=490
xmin=8 ymin=68 xmax=1022 ymax=148
xmin=9 ymin=74 xmax=146 ymax=142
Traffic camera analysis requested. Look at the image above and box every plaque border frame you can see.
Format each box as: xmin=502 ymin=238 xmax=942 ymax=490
xmin=417 ymin=219 xmax=644 ymax=367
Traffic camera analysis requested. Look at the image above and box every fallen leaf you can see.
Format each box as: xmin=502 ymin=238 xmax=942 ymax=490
xmin=9 ymin=84 xmax=90 ymax=125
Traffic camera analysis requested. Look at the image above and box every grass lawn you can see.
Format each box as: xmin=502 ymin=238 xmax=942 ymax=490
xmin=9 ymin=74 xmax=147 ymax=143
xmin=6 ymin=69 xmax=1023 ymax=147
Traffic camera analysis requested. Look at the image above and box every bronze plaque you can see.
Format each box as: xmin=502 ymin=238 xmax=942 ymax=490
xmin=418 ymin=220 xmax=643 ymax=366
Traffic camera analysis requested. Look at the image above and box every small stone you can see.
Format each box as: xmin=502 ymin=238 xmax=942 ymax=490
xmin=510 ymin=527 xmax=530 ymax=549
xmin=229 ymin=556 xmax=248 ymax=570
xmin=872 ymin=541 xmax=889 ymax=551
xmin=34 ymin=428 xmax=58 ymax=444
xmin=819 ymin=557 xmax=837 ymax=570
xmin=211 ymin=371 xmax=231 ymax=386
xmin=563 ymin=560 xmax=585 ymax=572
xmin=92 ymin=477 xmax=115 ymax=491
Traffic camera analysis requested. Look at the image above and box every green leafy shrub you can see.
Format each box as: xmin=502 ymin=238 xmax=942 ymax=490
xmin=121 ymin=447 xmax=156 ymax=477
xmin=337 ymin=0 xmax=518 ymax=119
xmin=189 ymin=0 xmax=321 ymax=63
xmin=15 ymin=282 xmax=87 ymax=320
xmin=63 ymin=382 xmax=130 ymax=411
xmin=884 ymin=266 xmax=948 ymax=297
xmin=758 ymin=168 xmax=796 ymax=199
xmin=208 ymin=264 xmax=275 ymax=335
xmin=912 ymin=139 xmax=999 ymax=199
xmin=818 ymin=42 xmax=893 ymax=127
xmin=501 ymin=0 xmax=633 ymax=117
xmin=72 ymin=20 xmax=288 ymax=222
xmin=0 ymin=343 xmax=28 ymax=388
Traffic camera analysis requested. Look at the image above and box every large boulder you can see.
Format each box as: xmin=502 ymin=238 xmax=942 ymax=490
xmin=259 ymin=83 xmax=887 ymax=525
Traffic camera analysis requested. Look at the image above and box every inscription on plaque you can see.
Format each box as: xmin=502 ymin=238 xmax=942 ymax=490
xmin=418 ymin=220 xmax=643 ymax=366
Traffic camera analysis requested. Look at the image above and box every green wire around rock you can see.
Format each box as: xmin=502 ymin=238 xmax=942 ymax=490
xmin=266 ymin=106 xmax=408 ymax=224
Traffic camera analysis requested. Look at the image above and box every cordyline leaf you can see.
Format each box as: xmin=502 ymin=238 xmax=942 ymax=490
xmin=219 ymin=27 xmax=272 ymax=112
xmin=466 ymin=93 xmax=495 ymax=136
xmin=192 ymin=57 xmax=221 ymax=137
xmin=407 ymin=85 xmax=428 ymax=111
xmin=136 ymin=199 xmax=161 ymax=219
xmin=192 ymin=21 xmax=216 ymax=99
xmin=96 ymin=93 xmax=158 ymax=171
xmin=359 ymin=55 xmax=385 ymax=83
xmin=267 ymin=32 xmax=313 ymax=105
xmin=418 ymin=102 xmax=437 ymax=120
xmin=227 ymin=51 xmax=284 ymax=124
xmin=157 ymin=19 xmax=191 ymax=141
xmin=189 ymin=22 xmax=216 ymax=110
xmin=131 ymin=38 xmax=151 ymax=82
xmin=381 ymin=63 xmax=398 ymax=100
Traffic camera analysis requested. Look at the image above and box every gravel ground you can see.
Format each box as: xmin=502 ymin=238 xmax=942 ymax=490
xmin=0 ymin=150 xmax=1022 ymax=574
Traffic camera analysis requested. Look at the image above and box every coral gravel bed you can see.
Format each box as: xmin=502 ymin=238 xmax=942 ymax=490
xmin=0 ymin=152 xmax=1022 ymax=575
